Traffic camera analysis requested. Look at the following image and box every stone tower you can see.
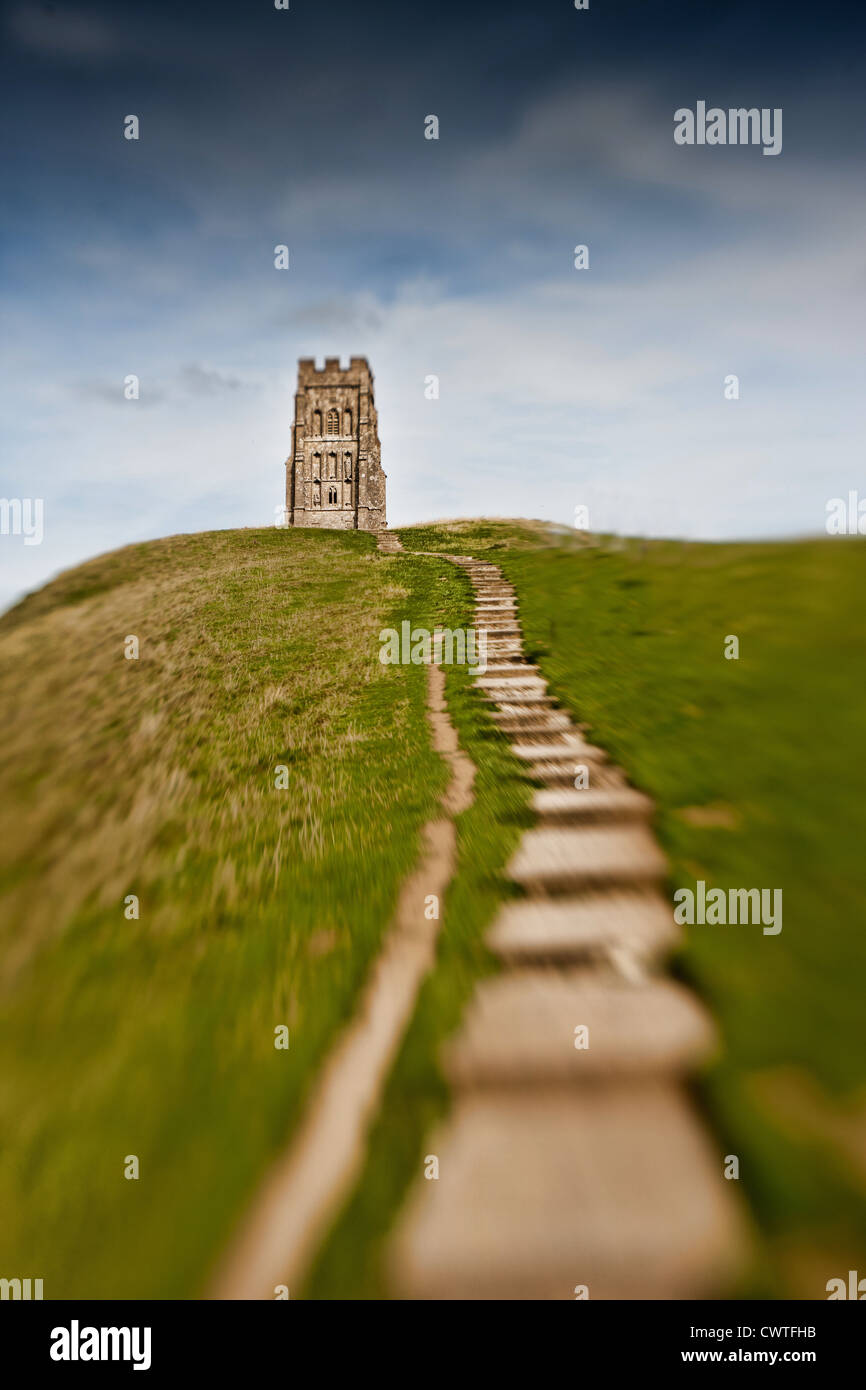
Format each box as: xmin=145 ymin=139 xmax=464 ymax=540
xmin=285 ymin=357 xmax=386 ymax=531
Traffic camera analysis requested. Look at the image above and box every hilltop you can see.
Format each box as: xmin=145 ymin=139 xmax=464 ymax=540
xmin=1 ymin=520 xmax=864 ymax=1298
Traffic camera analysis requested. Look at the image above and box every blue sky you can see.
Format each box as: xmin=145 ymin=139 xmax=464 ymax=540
xmin=1 ymin=0 xmax=865 ymax=608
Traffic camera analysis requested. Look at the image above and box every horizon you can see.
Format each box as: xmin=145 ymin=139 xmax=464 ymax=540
xmin=2 ymin=0 xmax=865 ymax=609
xmin=2 ymin=511 xmax=850 ymax=620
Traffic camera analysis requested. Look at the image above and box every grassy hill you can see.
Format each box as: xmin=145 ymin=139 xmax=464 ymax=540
xmin=389 ymin=519 xmax=866 ymax=1297
xmin=2 ymin=518 xmax=864 ymax=1300
xmin=0 ymin=526 xmax=508 ymax=1297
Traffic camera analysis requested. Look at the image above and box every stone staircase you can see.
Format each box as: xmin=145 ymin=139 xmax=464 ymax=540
xmin=376 ymin=530 xmax=404 ymax=554
xmin=389 ymin=554 xmax=747 ymax=1299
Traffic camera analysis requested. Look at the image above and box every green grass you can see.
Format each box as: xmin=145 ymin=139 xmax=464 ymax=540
xmin=0 ymin=526 xmax=471 ymax=1298
xmin=5 ymin=516 xmax=863 ymax=1300
xmin=394 ymin=519 xmax=866 ymax=1297
xmin=304 ymin=561 xmax=533 ymax=1297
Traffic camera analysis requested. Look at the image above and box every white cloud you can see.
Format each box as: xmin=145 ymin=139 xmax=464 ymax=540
xmin=3 ymin=79 xmax=864 ymax=609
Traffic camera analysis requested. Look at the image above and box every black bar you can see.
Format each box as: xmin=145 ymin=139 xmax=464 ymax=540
xmin=1 ymin=1299 xmax=859 ymax=1375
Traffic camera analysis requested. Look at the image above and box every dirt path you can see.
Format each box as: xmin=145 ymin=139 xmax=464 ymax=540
xmin=388 ymin=553 xmax=748 ymax=1299
xmin=208 ymin=532 xmax=474 ymax=1298
xmin=211 ymin=537 xmax=746 ymax=1300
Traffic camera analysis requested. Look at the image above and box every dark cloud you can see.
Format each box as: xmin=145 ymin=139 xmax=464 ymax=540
xmin=7 ymin=3 xmax=118 ymax=60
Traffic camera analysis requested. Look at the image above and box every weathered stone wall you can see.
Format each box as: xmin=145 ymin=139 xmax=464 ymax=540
xmin=285 ymin=356 xmax=387 ymax=532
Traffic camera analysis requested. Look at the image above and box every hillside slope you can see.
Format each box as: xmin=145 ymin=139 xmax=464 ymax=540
xmin=4 ymin=518 xmax=864 ymax=1301
xmin=0 ymin=526 xmax=469 ymax=1296
xmin=395 ymin=519 xmax=866 ymax=1297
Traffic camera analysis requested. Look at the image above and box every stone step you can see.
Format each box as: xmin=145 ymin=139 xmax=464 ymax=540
xmin=474 ymin=666 xmax=539 ymax=683
xmin=482 ymin=693 xmax=554 ymax=709
xmin=486 ymin=892 xmax=679 ymax=964
xmin=511 ymin=739 xmax=605 ymax=763
xmin=507 ymin=825 xmax=666 ymax=893
xmin=480 ymin=686 xmax=546 ymax=699
xmin=484 ymin=664 xmax=535 ymax=676
xmin=389 ymin=1083 xmax=745 ymax=1300
xmin=477 ymin=676 xmax=547 ymax=692
xmin=503 ymin=730 xmax=576 ymax=748
xmin=444 ymin=971 xmax=713 ymax=1086
xmin=480 ymin=680 xmax=549 ymax=695
xmin=499 ymin=731 xmax=575 ymax=751
xmin=531 ymin=787 xmax=653 ymax=824
xmin=490 ymin=711 xmax=572 ymax=736
xmin=522 ymin=758 xmax=615 ymax=789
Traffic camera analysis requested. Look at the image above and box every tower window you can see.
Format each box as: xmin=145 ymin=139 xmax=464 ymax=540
xmin=328 ymin=485 xmax=337 ymax=505
xmin=326 ymin=407 xmax=340 ymax=435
